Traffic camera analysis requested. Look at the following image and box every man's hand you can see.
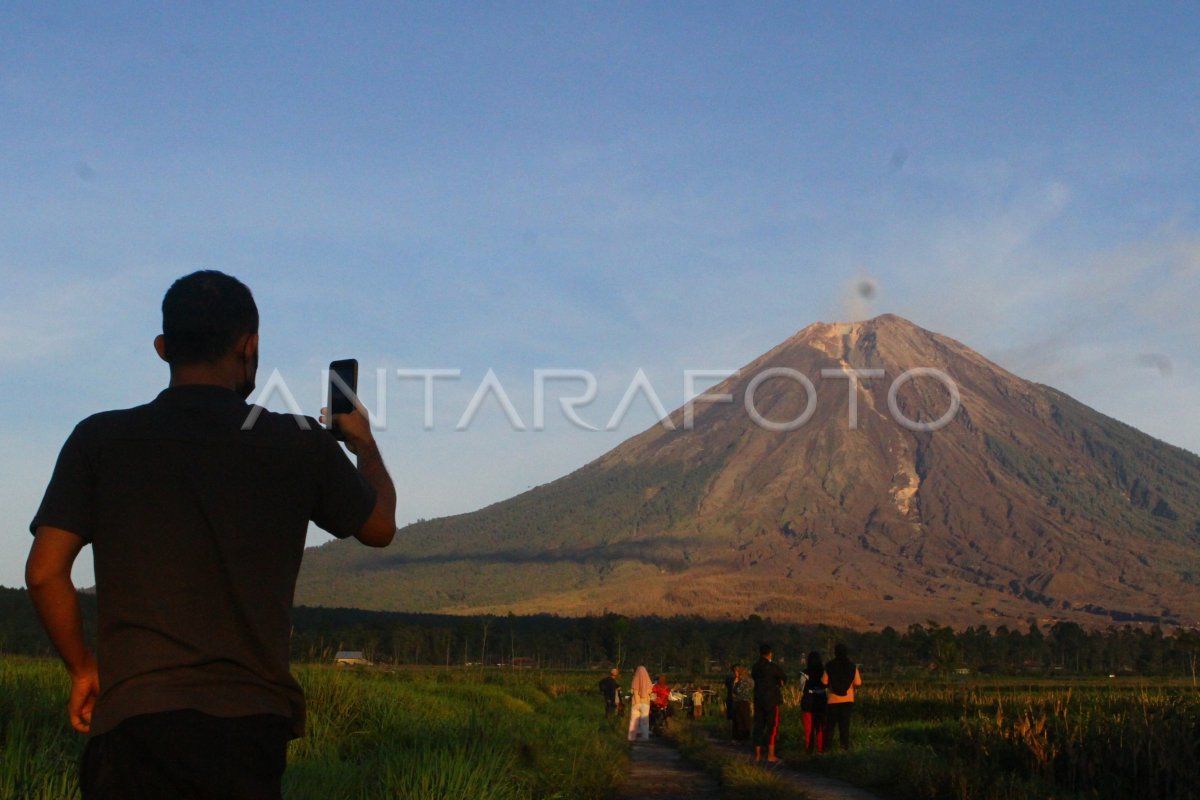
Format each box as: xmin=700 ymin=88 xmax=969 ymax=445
xmin=319 ymin=406 xmax=373 ymax=455
xmin=68 ymin=655 xmax=100 ymax=733
xmin=27 ymin=526 xmax=99 ymax=732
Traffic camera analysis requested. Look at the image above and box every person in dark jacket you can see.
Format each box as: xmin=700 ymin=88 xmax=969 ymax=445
xmin=801 ymin=651 xmax=827 ymax=753
xmin=822 ymin=642 xmax=863 ymax=751
xmin=751 ymin=642 xmax=786 ymax=763
xmin=598 ymin=667 xmax=621 ymax=717
xmin=730 ymin=664 xmax=754 ymax=743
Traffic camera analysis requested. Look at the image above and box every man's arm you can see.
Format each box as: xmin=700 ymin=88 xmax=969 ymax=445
xmin=326 ymin=407 xmax=397 ymax=547
xmin=351 ymin=437 xmax=398 ymax=546
xmin=26 ymin=527 xmax=98 ymax=733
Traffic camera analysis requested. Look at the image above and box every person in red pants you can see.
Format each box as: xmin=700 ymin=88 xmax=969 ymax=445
xmin=751 ymin=643 xmax=787 ymax=763
xmin=801 ymin=651 xmax=828 ymax=753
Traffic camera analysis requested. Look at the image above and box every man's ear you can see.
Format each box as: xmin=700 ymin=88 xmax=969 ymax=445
xmin=154 ymin=334 xmax=168 ymax=363
xmin=237 ymin=333 xmax=259 ymax=361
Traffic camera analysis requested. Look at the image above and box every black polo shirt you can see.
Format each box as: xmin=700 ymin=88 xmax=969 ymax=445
xmin=31 ymin=385 xmax=377 ymax=737
xmin=751 ymin=657 xmax=787 ymax=708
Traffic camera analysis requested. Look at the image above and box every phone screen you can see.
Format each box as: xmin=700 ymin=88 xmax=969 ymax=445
xmin=327 ymin=359 xmax=358 ymax=439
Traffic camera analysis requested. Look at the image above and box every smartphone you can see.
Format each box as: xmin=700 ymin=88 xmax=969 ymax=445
xmin=327 ymin=359 xmax=358 ymax=441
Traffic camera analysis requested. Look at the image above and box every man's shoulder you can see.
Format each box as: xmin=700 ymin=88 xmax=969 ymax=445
xmin=240 ymin=405 xmax=325 ymax=440
xmin=73 ymin=399 xmax=323 ymax=444
xmin=70 ymin=402 xmax=158 ymax=438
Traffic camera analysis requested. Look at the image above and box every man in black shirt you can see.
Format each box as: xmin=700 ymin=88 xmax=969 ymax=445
xmin=751 ymin=642 xmax=787 ymax=763
xmin=598 ymin=667 xmax=621 ymax=717
xmin=26 ymin=271 xmax=397 ymax=799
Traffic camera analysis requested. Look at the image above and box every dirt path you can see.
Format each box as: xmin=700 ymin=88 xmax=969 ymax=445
xmin=617 ymin=737 xmax=722 ymax=800
xmin=707 ymin=735 xmax=884 ymax=800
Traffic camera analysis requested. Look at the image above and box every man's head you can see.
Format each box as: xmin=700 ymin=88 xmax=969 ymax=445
xmin=155 ymin=271 xmax=259 ymax=397
xmin=610 ymin=668 xmax=619 ymax=677
xmin=834 ymin=642 xmax=848 ymax=660
xmin=759 ymin=642 xmax=773 ymax=659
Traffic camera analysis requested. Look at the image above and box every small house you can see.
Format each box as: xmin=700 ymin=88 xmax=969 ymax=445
xmin=334 ymin=650 xmax=372 ymax=667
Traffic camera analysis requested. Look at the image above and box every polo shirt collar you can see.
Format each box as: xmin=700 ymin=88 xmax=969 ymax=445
xmin=156 ymin=385 xmax=247 ymax=409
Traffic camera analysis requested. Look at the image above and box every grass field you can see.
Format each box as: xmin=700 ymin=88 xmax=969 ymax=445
xmin=6 ymin=657 xmax=1200 ymax=800
xmin=691 ymin=677 xmax=1200 ymax=800
xmin=0 ymin=658 xmax=628 ymax=800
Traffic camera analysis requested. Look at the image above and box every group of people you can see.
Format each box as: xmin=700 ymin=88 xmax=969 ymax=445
xmin=726 ymin=642 xmax=863 ymax=759
xmin=610 ymin=667 xmax=675 ymax=740
xmin=603 ymin=641 xmax=863 ymax=762
xmin=792 ymin=643 xmax=864 ymax=754
xmin=603 ymin=667 xmax=711 ymax=742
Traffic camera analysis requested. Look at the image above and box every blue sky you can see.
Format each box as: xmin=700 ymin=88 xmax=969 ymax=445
xmin=3 ymin=2 xmax=1198 ymax=588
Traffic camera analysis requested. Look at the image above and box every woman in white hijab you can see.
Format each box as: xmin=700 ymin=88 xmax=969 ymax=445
xmin=628 ymin=665 xmax=653 ymax=741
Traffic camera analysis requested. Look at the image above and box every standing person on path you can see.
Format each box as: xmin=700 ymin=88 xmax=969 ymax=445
xmin=730 ymin=664 xmax=754 ymax=743
xmin=628 ymin=666 xmax=653 ymax=741
xmin=691 ymin=686 xmax=705 ymax=719
xmin=25 ymin=271 xmax=398 ymax=799
xmin=723 ymin=663 xmax=737 ymax=727
xmin=801 ymin=651 xmax=828 ymax=754
xmin=599 ymin=668 xmax=621 ymax=718
xmin=650 ymin=674 xmax=672 ymax=734
xmin=822 ymin=643 xmax=863 ymax=751
xmin=751 ymin=643 xmax=786 ymax=763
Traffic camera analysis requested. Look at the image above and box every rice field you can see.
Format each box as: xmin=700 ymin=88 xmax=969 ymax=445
xmin=0 ymin=658 xmax=628 ymax=800
xmin=698 ymin=677 xmax=1200 ymax=800
xmin=7 ymin=655 xmax=1200 ymax=800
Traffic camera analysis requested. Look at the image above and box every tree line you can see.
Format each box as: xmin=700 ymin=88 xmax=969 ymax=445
xmin=2 ymin=587 xmax=1197 ymax=679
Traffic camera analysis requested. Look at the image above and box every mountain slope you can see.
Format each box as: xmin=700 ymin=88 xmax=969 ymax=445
xmin=297 ymin=315 xmax=1200 ymax=628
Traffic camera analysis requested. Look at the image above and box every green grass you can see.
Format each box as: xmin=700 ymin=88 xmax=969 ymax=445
xmin=16 ymin=657 xmax=1197 ymax=800
xmin=694 ymin=678 xmax=1200 ymax=800
xmin=0 ymin=658 xmax=86 ymax=800
xmin=0 ymin=659 xmax=629 ymax=800
xmin=665 ymin=719 xmax=805 ymax=800
xmin=286 ymin=667 xmax=629 ymax=799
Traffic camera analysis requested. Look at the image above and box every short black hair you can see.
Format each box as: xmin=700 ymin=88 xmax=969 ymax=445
xmin=161 ymin=271 xmax=258 ymax=365
xmin=759 ymin=642 xmax=773 ymax=656
xmin=834 ymin=643 xmax=848 ymax=659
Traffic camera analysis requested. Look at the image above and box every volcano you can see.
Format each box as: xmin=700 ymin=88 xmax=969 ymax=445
xmin=296 ymin=315 xmax=1200 ymax=628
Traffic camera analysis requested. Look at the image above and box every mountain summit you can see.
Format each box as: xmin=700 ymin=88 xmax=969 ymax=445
xmin=298 ymin=315 xmax=1200 ymax=628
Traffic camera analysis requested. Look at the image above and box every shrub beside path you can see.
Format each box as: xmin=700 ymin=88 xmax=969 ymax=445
xmin=617 ymin=737 xmax=722 ymax=800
